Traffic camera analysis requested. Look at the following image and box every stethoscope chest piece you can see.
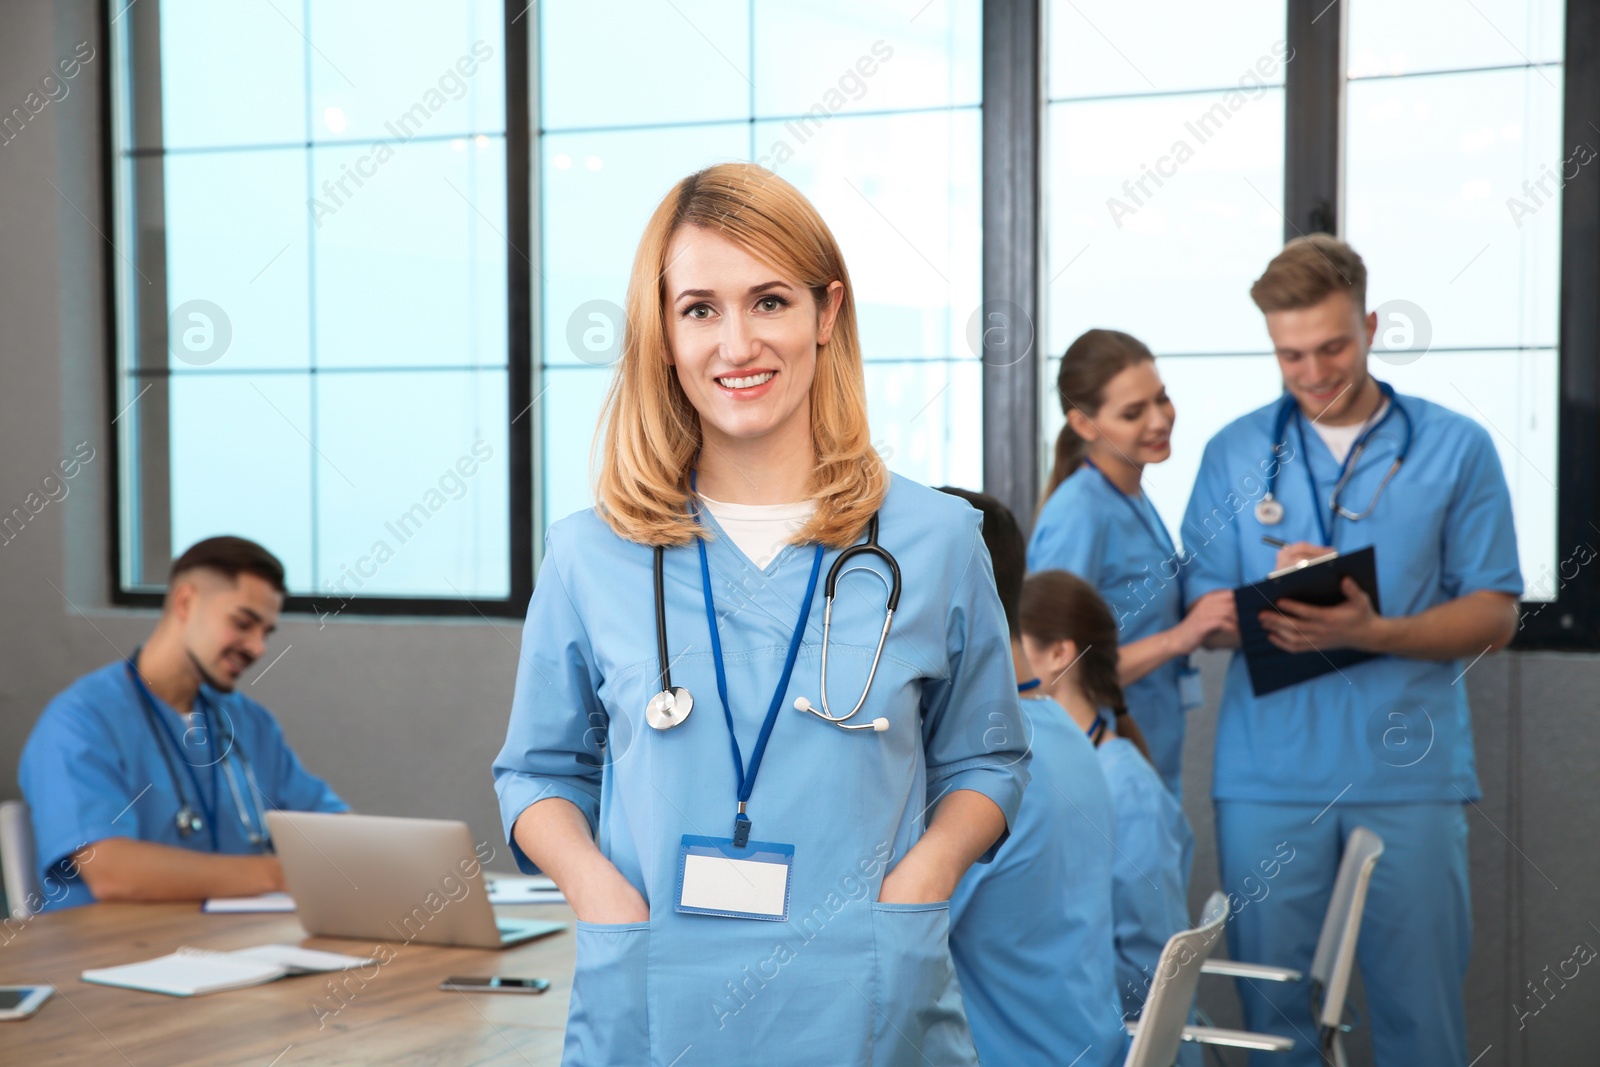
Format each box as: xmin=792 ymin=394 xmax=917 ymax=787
xmin=646 ymin=686 xmax=693 ymax=731
xmin=175 ymin=807 xmax=203 ymax=837
xmin=1254 ymin=495 xmax=1284 ymax=525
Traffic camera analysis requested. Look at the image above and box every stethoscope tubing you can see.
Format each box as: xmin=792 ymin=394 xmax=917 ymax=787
xmin=127 ymin=655 xmax=271 ymax=849
xmin=646 ymin=510 xmax=903 ymax=734
xmin=1262 ymin=383 xmax=1413 ymax=541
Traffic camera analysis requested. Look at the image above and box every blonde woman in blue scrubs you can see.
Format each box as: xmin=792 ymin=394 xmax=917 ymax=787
xmin=494 ymin=164 xmax=1028 ymax=1066
xmin=1028 ymin=330 xmax=1236 ymax=796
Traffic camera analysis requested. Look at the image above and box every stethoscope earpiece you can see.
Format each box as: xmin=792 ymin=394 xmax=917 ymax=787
xmin=794 ymin=696 xmax=889 ymax=733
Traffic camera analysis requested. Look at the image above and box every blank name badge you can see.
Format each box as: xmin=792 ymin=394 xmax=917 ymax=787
xmin=675 ymin=835 xmax=794 ymax=921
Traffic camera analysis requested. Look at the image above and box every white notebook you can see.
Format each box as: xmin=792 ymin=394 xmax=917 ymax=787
xmin=82 ymin=944 xmax=373 ymax=997
xmin=202 ymin=892 xmax=297 ymax=914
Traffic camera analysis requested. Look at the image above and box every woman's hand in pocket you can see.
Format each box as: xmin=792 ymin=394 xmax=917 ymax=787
xmin=877 ymin=850 xmax=954 ymax=905
xmin=570 ymin=864 xmax=650 ymax=924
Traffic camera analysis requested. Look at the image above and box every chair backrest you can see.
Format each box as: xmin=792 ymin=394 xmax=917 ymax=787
xmin=1308 ymin=826 xmax=1385 ymax=1029
xmin=0 ymin=800 xmax=42 ymax=919
xmin=1124 ymin=891 xmax=1230 ymax=1067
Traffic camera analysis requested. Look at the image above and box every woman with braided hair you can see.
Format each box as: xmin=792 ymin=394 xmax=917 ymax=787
xmin=1020 ymin=569 xmax=1195 ymax=1038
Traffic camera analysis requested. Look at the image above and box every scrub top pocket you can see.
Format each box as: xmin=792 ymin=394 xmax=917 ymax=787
xmin=563 ymin=921 xmax=651 ymax=1067
xmin=869 ymin=901 xmax=976 ymax=1067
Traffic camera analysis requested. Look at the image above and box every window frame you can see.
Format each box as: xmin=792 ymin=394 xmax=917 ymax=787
xmin=1014 ymin=0 xmax=1600 ymax=651
xmin=98 ymin=1 xmax=1598 ymax=644
xmin=100 ymin=0 xmax=534 ymax=619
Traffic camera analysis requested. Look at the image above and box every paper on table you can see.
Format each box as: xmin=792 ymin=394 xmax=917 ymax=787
xmin=82 ymin=944 xmax=370 ymax=997
xmin=484 ymin=874 xmax=565 ymax=905
xmin=203 ymin=893 xmax=296 ymax=913
xmin=230 ymin=944 xmax=375 ymax=975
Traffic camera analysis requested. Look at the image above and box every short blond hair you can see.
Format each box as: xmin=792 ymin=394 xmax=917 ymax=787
xmin=593 ymin=163 xmax=887 ymax=548
xmin=1250 ymin=234 xmax=1367 ymax=313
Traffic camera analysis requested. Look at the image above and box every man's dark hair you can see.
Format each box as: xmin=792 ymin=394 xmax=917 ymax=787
xmin=169 ymin=536 xmax=287 ymax=595
xmin=938 ymin=487 xmax=1024 ymax=639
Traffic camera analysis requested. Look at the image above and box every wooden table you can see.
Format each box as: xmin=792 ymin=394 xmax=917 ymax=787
xmin=0 ymin=901 xmax=578 ymax=1065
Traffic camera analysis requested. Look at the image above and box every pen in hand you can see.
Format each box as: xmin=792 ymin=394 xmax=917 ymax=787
xmin=1261 ymin=535 xmax=1289 ymax=548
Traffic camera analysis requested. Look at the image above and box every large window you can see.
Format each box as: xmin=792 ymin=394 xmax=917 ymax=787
xmin=536 ymin=0 xmax=983 ymax=535
xmin=1345 ymin=0 xmax=1565 ymax=599
xmin=1043 ymin=0 xmax=1288 ymax=530
xmin=105 ymin=1 xmax=1594 ymax=640
xmin=1041 ymin=0 xmax=1572 ymax=616
xmin=110 ymin=0 xmax=519 ymax=612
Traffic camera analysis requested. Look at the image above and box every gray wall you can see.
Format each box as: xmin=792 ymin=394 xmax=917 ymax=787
xmin=4 ymin=3 xmax=1597 ymax=1065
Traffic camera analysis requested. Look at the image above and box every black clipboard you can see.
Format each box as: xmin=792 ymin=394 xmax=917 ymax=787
xmin=1233 ymin=546 xmax=1382 ymax=697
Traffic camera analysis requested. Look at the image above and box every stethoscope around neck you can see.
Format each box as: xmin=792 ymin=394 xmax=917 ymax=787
xmin=125 ymin=653 xmax=272 ymax=850
xmin=646 ymin=512 xmax=903 ymax=734
xmin=1254 ymin=380 xmax=1414 ymax=541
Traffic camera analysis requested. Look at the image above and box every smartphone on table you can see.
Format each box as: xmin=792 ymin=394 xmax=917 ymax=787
xmin=0 ymin=986 xmax=53 ymax=1020
xmin=439 ymin=976 xmax=550 ymax=994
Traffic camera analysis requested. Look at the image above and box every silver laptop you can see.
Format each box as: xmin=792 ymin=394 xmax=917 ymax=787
xmin=267 ymin=811 xmax=566 ymax=950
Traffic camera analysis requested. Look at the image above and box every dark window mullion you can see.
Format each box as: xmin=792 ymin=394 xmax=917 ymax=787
xmin=1524 ymin=0 xmax=1600 ymax=648
xmin=1283 ymin=0 xmax=1342 ymax=238
xmin=982 ymin=0 xmax=1044 ymax=534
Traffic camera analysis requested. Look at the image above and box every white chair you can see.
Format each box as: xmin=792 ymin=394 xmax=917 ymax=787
xmin=1201 ymin=827 xmax=1386 ymax=1067
xmin=1124 ymin=891 xmax=1295 ymax=1067
xmin=0 ymin=800 xmax=43 ymax=919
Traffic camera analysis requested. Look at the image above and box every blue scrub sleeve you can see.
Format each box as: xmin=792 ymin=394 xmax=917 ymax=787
xmin=1180 ymin=435 xmax=1246 ymax=599
xmin=492 ymin=540 xmax=608 ymax=874
xmin=920 ymin=515 xmax=1030 ymax=861
xmin=249 ymin=706 xmax=348 ymax=814
xmin=19 ymin=698 xmax=136 ymax=880
xmin=1028 ymin=478 xmax=1109 ymax=578
xmin=1110 ymin=776 xmax=1192 ymax=1009
xmin=1439 ymin=425 xmax=1523 ymax=598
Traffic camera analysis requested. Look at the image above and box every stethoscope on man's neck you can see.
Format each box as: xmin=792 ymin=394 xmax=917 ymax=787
xmin=1255 ymin=379 xmax=1414 ymax=546
xmin=125 ymin=649 xmax=272 ymax=851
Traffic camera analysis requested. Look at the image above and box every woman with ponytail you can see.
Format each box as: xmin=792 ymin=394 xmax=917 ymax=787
xmin=1028 ymin=329 xmax=1236 ymax=797
xmin=1020 ymin=569 xmax=1195 ymax=1043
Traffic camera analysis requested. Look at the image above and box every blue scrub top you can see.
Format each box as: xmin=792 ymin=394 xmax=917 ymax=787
xmin=1028 ymin=464 xmax=1188 ymax=795
xmin=18 ymin=660 xmax=348 ymax=911
xmin=1181 ymin=389 xmax=1522 ymax=804
xmin=494 ymin=475 xmax=1029 ymax=1066
xmin=1097 ymin=734 xmax=1194 ymax=1021
xmin=949 ymin=695 xmax=1127 ymax=1067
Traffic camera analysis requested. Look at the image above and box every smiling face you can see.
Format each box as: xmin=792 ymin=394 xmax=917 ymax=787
xmin=1066 ymin=359 xmax=1175 ymax=469
xmin=663 ymin=226 xmax=843 ymax=462
xmin=172 ymin=570 xmax=282 ymax=691
xmin=1265 ymin=289 xmax=1380 ymax=425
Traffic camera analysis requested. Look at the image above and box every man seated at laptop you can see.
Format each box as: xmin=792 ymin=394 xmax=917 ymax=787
xmin=19 ymin=536 xmax=347 ymax=911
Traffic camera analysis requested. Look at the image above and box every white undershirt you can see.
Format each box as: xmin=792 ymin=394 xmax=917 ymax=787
xmin=700 ymin=495 xmax=815 ymax=569
xmin=1309 ymin=398 xmax=1390 ymax=464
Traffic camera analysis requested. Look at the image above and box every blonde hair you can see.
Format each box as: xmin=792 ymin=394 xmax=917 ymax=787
xmin=1250 ymin=234 xmax=1367 ymax=313
xmin=594 ymin=163 xmax=887 ymax=548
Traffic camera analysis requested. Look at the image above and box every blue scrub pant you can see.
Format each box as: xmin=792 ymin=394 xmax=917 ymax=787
xmin=1215 ymin=800 xmax=1471 ymax=1067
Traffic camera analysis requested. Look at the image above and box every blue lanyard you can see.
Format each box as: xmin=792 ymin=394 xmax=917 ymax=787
xmin=1085 ymin=459 xmax=1186 ymax=614
xmin=1285 ymin=383 xmax=1404 ymax=546
xmin=1017 ymin=678 xmax=1041 ymax=693
xmin=126 ymin=660 xmax=221 ymax=851
xmin=696 ymin=533 xmax=825 ymax=848
xmin=1085 ymin=459 xmax=1180 ymax=561
xmin=1085 ymin=714 xmax=1107 ymax=746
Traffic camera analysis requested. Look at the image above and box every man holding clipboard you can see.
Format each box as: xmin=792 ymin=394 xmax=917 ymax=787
xmin=1180 ymin=235 xmax=1521 ymax=1066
